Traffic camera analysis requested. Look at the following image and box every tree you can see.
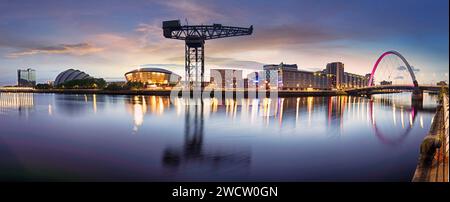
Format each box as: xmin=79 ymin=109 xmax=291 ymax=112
xmin=57 ymin=78 xmax=106 ymax=89
xmin=124 ymin=81 xmax=144 ymax=90
xmin=35 ymin=83 xmax=52 ymax=89
xmin=105 ymin=83 xmax=124 ymax=90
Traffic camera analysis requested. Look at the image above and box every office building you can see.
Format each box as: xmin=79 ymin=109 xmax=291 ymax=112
xmin=259 ymin=63 xmax=331 ymax=90
xmin=17 ymin=68 xmax=36 ymax=87
xmin=365 ymin=73 xmax=373 ymax=86
xmin=325 ymin=62 xmax=345 ymax=89
xmin=343 ymin=72 xmax=368 ymax=88
xmin=210 ymin=69 xmax=243 ymax=89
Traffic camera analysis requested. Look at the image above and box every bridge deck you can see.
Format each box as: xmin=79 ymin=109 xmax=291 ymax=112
xmin=346 ymin=85 xmax=447 ymax=95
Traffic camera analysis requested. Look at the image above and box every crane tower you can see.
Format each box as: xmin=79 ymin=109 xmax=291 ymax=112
xmin=162 ymin=20 xmax=253 ymax=88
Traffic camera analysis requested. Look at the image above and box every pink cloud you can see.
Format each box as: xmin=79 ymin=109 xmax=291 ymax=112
xmin=7 ymin=43 xmax=103 ymax=58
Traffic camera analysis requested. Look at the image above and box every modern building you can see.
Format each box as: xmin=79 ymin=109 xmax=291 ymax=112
xmin=248 ymin=62 xmax=370 ymax=91
xmin=54 ymin=69 xmax=91 ymax=86
xmin=263 ymin=63 xmax=298 ymax=71
xmin=324 ymin=62 xmax=345 ymax=89
xmin=17 ymin=68 xmax=36 ymax=87
xmin=258 ymin=63 xmax=331 ymax=90
xmin=380 ymin=80 xmax=392 ymax=85
xmin=210 ymin=69 xmax=243 ymax=89
xmin=321 ymin=62 xmax=370 ymax=89
xmin=365 ymin=73 xmax=373 ymax=86
xmin=343 ymin=72 xmax=368 ymax=88
xmin=124 ymin=68 xmax=181 ymax=88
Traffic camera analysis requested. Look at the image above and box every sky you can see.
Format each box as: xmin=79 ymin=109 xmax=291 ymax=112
xmin=0 ymin=0 xmax=448 ymax=85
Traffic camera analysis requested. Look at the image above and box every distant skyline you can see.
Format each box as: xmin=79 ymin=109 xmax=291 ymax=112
xmin=0 ymin=0 xmax=448 ymax=85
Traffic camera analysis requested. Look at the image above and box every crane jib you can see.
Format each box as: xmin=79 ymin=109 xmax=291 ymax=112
xmin=162 ymin=20 xmax=253 ymax=89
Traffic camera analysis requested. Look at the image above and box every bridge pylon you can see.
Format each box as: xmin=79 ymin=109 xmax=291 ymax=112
xmin=412 ymin=88 xmax=423 ymax=109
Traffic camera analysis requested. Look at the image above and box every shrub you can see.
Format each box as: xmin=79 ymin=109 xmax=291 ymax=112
xmin=105 ymin=83 xmax=124 ymax=91
xmin=57 ymin=78 xmax=106 ymax=89
xmin=35 ymin=83 xmax=52 ymax=89
xmin=124 ymin=81 xmax=145 ymax=90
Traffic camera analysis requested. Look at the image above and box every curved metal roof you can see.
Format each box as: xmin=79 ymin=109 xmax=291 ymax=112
xmin=54 ymin=69 xmax=91 ymax=86
xmin=124 ymin=68 xmax=177 ymax=76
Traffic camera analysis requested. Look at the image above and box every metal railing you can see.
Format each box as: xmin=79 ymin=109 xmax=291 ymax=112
xmin=442 ymin=94 xmax=449 ymax=182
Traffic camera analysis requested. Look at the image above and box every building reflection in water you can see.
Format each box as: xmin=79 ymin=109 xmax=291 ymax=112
xmin=125 ymin=95 xmax=172 ymax=132
xmin=0 ymin=93 xmax=34 ymax=117
xmin=162 ymin=99 xmax=251 ymax=175
xmin=52 ymin=94 xmax=103 ymax=116
xmin=126 ymin=93 xmax=432 ymax=146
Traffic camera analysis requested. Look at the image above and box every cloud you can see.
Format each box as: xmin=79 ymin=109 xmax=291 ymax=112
xmin=206 ymin=57 xmax=264 ymax=70
xmin=141 ymin=63 xmax=184 ymax=68
xmin=396 ymin=65 xmax=420 ymax=72
xmin=205 ymin=23 xmax=351 ymax=55
xmin=160 ymin=0 xmax=226 ymax=23
xmin=394 ymin=76 xmax=404 ymax=80
xmin=164 ymin=56 xmax=264 ymax=70
xmin=135 ymin=23 xmax=165 ymax=47
xmin=7 ymin=43 xmax=103 ymax=58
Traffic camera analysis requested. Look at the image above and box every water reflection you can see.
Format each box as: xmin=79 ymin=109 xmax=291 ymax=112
xmin=0 ymin=92 xmax=437 ymax=147
xmin=0 ymin=93 xmax=34 ymax=117
xmin=53 ymin=94 xmax=104 ymax=116
xmin=369 ymin=99 xmax=417 ymax=145
xmin=162 ymin=99 xmax=251 ymax=176
xmin=119 ymin=93 xmax=436 ymax=146
xmin=125 ymin=96 xmax=172 ymax=132
xmin=0 ymin=92 xmax=439 ymax=181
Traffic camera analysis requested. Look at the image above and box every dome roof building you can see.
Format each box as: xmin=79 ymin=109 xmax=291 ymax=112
xmin=124 ymin=68 xmax=181 ymax=87
xmin=54 ymin=69 xmax=91 ymax=86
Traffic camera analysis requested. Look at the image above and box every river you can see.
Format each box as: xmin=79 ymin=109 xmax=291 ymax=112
xmin=0 ymin=92 xmax=439 ymax=181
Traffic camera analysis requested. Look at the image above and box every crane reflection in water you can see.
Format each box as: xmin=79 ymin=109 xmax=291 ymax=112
xmin=0 ymin=92 xmax=437 ymax=147
xmin=121 ymin=93 xmax=437 ymax=150
xmin=0 ymin=92 xmax=439 ymax=180
xmin=162 ymin=98 xmax=251 ymax=176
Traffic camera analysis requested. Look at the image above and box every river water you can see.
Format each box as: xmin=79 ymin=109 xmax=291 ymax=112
xmin=0 ymin=92 xmax=439 ymax=181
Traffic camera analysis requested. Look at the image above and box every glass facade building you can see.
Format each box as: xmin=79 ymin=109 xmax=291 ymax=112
xmin=124 ymin=68 xmax=181 ymax=88
xmin=325 ymin=62 xmax=345 ymax=89
xmin=255 ymin=63 xmax=332 ymax=90
xmin=17 ymin=68 xmax=36 ymax=87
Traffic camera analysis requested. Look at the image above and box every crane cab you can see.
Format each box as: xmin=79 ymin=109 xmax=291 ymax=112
xmin=162 ymin=20 xmax=182 ymax=38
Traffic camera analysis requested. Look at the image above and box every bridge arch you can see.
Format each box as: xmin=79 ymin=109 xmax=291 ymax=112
xmin=368 ymin=50 xmax=418 ymax=87
xmin=369 ymin=100 xmax=417 ymax=145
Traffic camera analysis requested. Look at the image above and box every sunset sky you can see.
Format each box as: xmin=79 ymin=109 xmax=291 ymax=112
xmin=0 ymin=0 xmax=448 ymax=85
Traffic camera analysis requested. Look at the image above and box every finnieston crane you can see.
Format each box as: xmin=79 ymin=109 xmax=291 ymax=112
xmin=162 ymin=20 xmax=253 ymax=88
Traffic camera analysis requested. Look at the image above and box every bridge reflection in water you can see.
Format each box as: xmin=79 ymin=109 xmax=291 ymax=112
xmin=0 ymin=92 xmax=439 ymax=180
xmin=0 ymin=93 xmax=436 ymax=146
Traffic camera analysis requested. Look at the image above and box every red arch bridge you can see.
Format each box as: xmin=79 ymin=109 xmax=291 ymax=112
xmin=345 ymin=50 xmax=447 ymax=99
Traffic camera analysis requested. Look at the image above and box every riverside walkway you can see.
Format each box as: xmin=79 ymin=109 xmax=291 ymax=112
xmin=412 ymin=92 xmax=449 ymax=182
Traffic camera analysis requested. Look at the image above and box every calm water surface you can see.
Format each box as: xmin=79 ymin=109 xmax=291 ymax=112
xmin=0 ymin=92 xmax=438 ymax=181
